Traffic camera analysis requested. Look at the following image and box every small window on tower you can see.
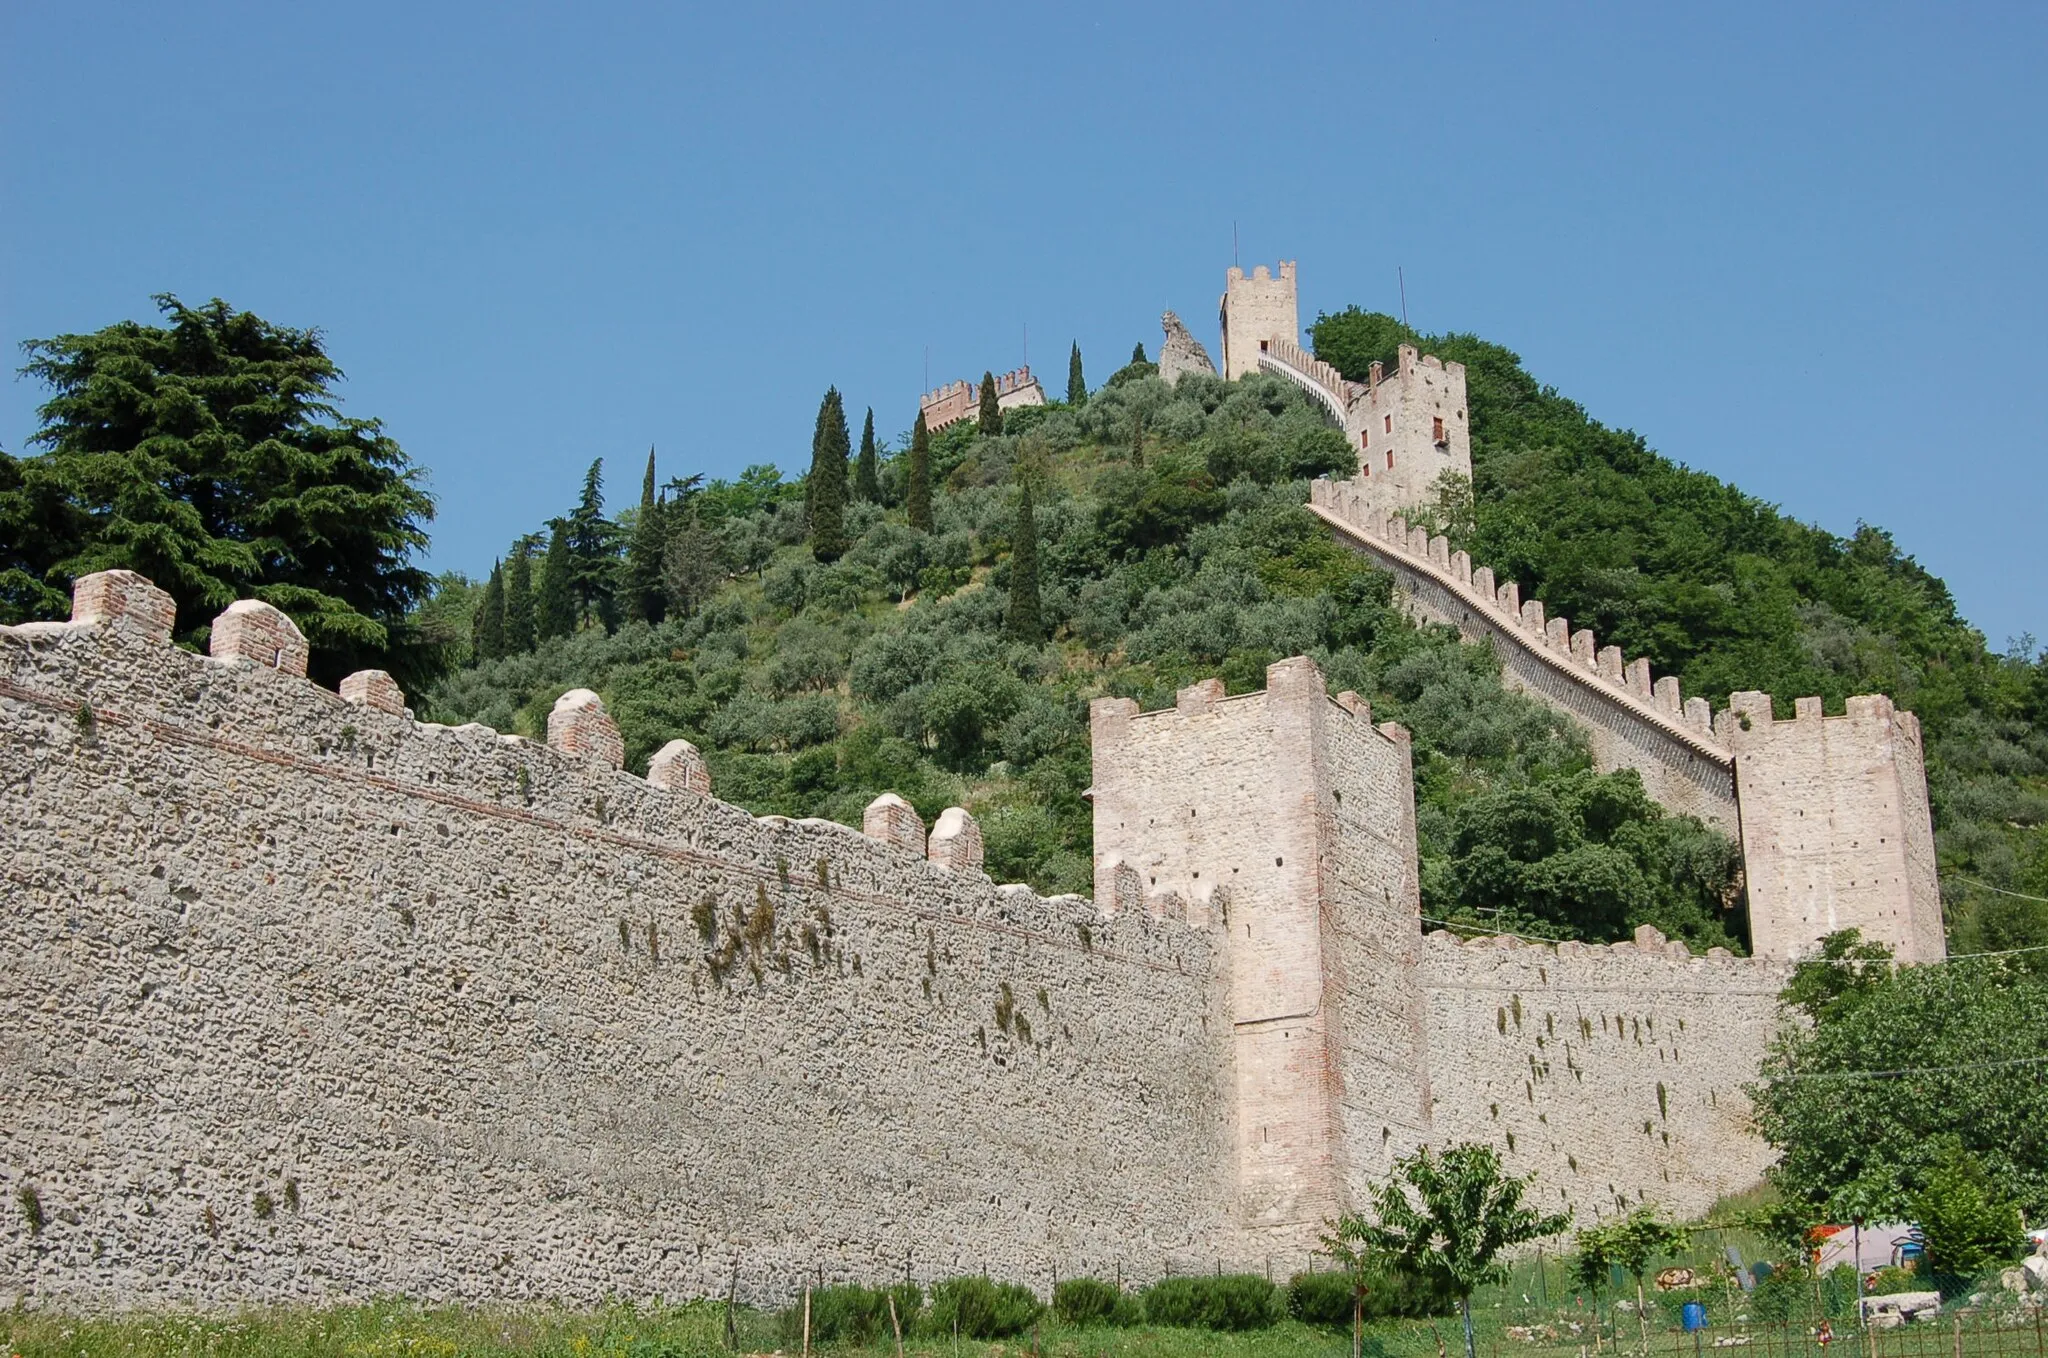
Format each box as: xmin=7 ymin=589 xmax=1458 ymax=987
xmin=1386 ymin=450 xmax=1395 ymax=469
xmin=1433 ymin=416 xmax=1446 ymax=444
xmin=1259 ymin=340 xmax=1269 ymax=351
xmin=1384 ymin=414 xmax=1393 ymax=434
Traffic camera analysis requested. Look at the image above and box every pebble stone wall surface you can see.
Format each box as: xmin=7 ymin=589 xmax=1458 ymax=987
xmin=0 ymin=594 xmax=1237 ymax=1310
xmin=2 ymin=573 xmax=1811 ymax=1314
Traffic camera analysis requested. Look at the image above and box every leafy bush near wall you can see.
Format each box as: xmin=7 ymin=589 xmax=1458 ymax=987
xmin=776 ymin=1283 xmax=922 ymax=1348
xmin=1053 ymin=1276 xmax=1140 ymax=1327
xmin=916 ymin=1275 xmax=1042 ymax=1339
xmin=1287 ymin=1269 xmax=1455 ymax=1326
xmin=1142 ymin=1273 xmax=1286 ymax=1331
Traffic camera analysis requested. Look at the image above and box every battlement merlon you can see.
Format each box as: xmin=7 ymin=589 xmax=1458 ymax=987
xmin=2 ymin=572 xmax=1215 ymax=970
xmin=1220 ymin=259 xmax=1301 ymax=381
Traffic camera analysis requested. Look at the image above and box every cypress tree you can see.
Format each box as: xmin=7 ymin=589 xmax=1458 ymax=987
xmin=906 ymin=410 xmax=934 ymax=533
xmin=806 ymin=386 xmax=850 ymax=561
xmin=977 ymin=370 xmax=1003 ymax=436
xmin=853 ymin=407 xmax=881 ymax=504
xmin=623 ymin=447 xmax=667 ymax=624
xmin=537 ymin=520 xmax=577 ymax=640
xmin=503 ymin=543 xmax=535 ymax=653
xmin=1004 ymin=474 xmax=1042 ymax=643
xmin=1130 ymin=342 xmax=1147 ymax=364
xmin=474 ymin=562 xmax=506 ymax=663
xmin=1067 ymin=342 xmax=1086 ymax=405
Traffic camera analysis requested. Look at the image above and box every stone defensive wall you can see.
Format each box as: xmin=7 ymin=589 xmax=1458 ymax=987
xmin=1308 ymin=475 xmax=1742 ymax=830
xmin=1419 ymin=927 xmax=1788 ymax=1225
xmin=0 ymin=573 xmax=1238 ymax=1309
xmin=918 ymin=366 xmax=1046 ymax=432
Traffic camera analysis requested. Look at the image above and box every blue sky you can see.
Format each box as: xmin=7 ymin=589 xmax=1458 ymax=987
xmin=4 ymin=2 xmax=2043 ymax=647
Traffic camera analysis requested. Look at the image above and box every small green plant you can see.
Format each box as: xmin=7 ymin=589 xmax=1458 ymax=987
xmin=1037 ymin=987 xmax=1050 ymax=1012
xmin=776 ymin=857 xmax=790 ymax=887
xmin=692 ymin=894 xmax=717 ymax=942
xmin=994 ymin=981 xmax=1016 ymax=1033
xmin=801 ymin=923 xmax=821 ymax=962
xmin=18 ymin=1184 xmax=44 ymax=1235
xmin=1077 ymin=922 xmax=1092 ymax=951
xmin=339 ymin=724 xmax=357 ymax=751
xmin=1053 ymin=1276 xmax=1137 ymax=1327
xmin=646 ymin=917 xmax=659 ymax=961
xmin=282 ymin=1178 xmax=300 ymax=1213
xmin=746 ymin=888 xmax=775 ymax=952
xmin=75 ymin=702 xmax=96 ymax=736
xmin=778 ymin=1283 xmax=922 ymax=1347
xmin=918 ymin=1276 xmax=1040 ymax=1339
xmin=204 ymin=1203 xmax=220 ymax=1237
xmin=514 ymin=765 xmax=531 ymax=801
xmin=1142 ymin=1273 xmax=1284 ymax=1331
xmin=814 ymin=856 xmax=830 ymax=888
xmin=1013 ymin=1013 xmax=1033 ymax=1044
xmin=253 ymin=1190 xmax=274 ymax=1220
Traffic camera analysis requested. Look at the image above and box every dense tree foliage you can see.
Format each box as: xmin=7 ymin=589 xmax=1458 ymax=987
xmin=424 ymin=369 xmax=1744 ymax=947
xmin=906 ymin=412 xmax=934 ymax=532
xmin=1311 ymin=307 xmax=2048 ymax=950
xmin=977 ymin=370 xmax=1003 ymax=436
xmin=853 ymin=407 xmax=880 ymax=504
xmin=1752 ymin=936 xmax=2048 ymax=1225
xmin=1067 ymin=342 xmax=1086 ymax=405
xmin=4 ymin=295 xmax=437 ymax=686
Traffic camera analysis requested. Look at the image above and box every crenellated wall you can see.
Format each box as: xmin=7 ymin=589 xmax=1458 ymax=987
xmin=918 ymin=367 xmax=1047 ymax=433
xmin=1306 ymin=476 xmax=1947 ymax=963
xmin=1 ymin=575 xmax=1236 ymax=1309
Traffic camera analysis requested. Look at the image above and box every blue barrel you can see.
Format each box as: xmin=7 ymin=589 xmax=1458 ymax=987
xmin=1682 ymin=1302 xmax=1709 ymax=1332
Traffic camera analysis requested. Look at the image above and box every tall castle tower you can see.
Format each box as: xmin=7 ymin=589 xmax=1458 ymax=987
xmin=1351 ymin=344 xmax=1472 ymax=513
xmin=1219 ymin=262 xmax=1299 ymax=380
xmin=1090 ymin=658 xmax=1432 ymax=1235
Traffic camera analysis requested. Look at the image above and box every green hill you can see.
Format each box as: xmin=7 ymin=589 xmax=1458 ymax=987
xmin=421 ymin=324 xmax=2048 ymax=958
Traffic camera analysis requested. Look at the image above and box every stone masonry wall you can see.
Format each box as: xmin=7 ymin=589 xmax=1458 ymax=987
xmin=1219 ymin=262 xmax=1298 ymax=380
xmin=0 ymin=607 xmax=1238 ymax=1310
xmin=1420 ymin=928 xmax=1789 ymax=1224
xmin=1349 ymin=345 xmax=1472 ymax=516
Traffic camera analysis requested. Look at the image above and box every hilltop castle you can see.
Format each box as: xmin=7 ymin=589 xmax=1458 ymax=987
xmin=919 ymin=366 xmax=1045 ymax=433
xmin=0 ymin=265 xmax=1941 ymax=1310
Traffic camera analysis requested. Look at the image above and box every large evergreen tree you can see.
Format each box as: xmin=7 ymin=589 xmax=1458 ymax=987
xmin=1004 ymin=474 xmax=1042 ymax=642
xmin=853 ymin=408 xmax=881 ymax=504
xmin=566 ymin=458 xmax=618 ymax=630
xmin=1130 ymin=342 xmax=1147 ymax=364
xmin=10 ymin=295 xmax=437 ymax=686
xmin=623 ymin=447 xmax=668 ymax=624
xmin=1067 ymin=342 xmax=1086 ymax=405
xmin=807 ymin=387 xmax=850 ymax=561
xmin=536 ymin=520 xmax=576 ymax=640
xmin=473 ymin=561 xmax=506 ymax=662
xmin=977 ymin=370 xmax=1004 ymax=436
xmin=906 ymin=411 xmax=934 ymax=533
xmin=502 ymin=541 xmax=535 ymax=653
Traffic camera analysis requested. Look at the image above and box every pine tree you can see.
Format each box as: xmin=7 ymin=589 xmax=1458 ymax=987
xmin=474 ymin=562 xmax=506 ymax=663
xmin=906 ymin=410 xmax=934 ymax=533
xmin=977 ymin=370 xmax=1004 ymax=436
xmin=566 ymin=458 xmax=619 ymax=631
xmin=503 ymin=543 xmax=535 ymax=653
xmin=537 ymin=520 xmax=577 ymax=640
xmin=1004 ymin=474 xmax=1042 ymax=643
xmin=853 ymin=407 xmax=881 ymax=503
xmin=1131 ymin=342 xmax=1147 ymax=364
xmin=623 ymin=447 xmax=667 ymax=624
xmin=806 ymin=386 xmax=850 ymax=561
xmin=1067 ymin=342 xmax=1086 ymax=405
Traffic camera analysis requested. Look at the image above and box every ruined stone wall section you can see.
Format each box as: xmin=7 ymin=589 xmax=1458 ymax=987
xmin=1219 ymin=262 xmax=1299 ymax=380
xmin=1719 ymin=694 xmax=1946 ymax=963
xmin=1309 ymin=477 xmax=1742 ymax=830
xmin=0 ymin=596 xmax=1236 ymax=1311
xmin=1157 ymin=311 xmax=1218 ymax=386
xmin=1419 ymin=928 xmax=1790 ymax=1225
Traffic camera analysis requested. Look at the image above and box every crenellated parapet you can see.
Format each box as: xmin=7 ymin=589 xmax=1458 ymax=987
xmin=918 ymin=365 xmax=1047 ymax=433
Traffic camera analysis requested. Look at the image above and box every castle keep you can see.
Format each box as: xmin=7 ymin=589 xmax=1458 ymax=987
xmin=0 ymin=260 xmax=1940 ymax=1310
xmin=918 ymin=366 xmax=1045 ymax=433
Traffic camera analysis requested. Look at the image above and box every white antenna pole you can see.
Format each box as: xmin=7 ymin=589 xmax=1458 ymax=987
xmin=1233 ymin=221 xmax=1239 ymax=268
xmin=1398 ymin=267 xmax=1408 ymax=327
xmin=1023 ymin=322 xmax=1028 ymax=368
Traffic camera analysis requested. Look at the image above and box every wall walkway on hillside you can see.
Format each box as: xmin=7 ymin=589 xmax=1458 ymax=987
xmin=1308 ymin=479 xmax=1740 ymax=830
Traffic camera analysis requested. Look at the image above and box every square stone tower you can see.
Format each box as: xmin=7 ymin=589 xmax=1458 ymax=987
xmin=1090 ymin=657 xmax=1430 ymax=1238
xmin=1721 ymin=693 xmax=1945 ymax=963
xmin=1349 ymin=344 xmax=1472 ymax=514
xmin=1219 ymin=262 xmax=1299 ymax=381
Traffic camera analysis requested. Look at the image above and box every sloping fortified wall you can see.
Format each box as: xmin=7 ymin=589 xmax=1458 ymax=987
xmin=0 ymin=577 xmax=1237 ymax=1310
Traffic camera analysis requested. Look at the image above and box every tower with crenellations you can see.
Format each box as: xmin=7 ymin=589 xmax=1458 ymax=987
xmin=1219 ymin=262 xmax=1299 ymax=380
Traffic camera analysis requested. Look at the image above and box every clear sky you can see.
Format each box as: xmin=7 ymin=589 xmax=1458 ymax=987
xmin=4 ymin=2 xmax=2043 ymax=647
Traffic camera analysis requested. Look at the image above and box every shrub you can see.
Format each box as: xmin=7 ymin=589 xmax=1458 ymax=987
xmin=1142 ymin=1273 xmax=1283 ymax=1331
xmin=778 ymin=1283 xmax=922 ymax=1347
xmin=918 ymin=1275 xmax=1040 ymax=1339
xmin=1288 ymin=1268 xmax=1455 ymax=1327
xmin=1053 ymin=1276 xmax=1137 ymax=1327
